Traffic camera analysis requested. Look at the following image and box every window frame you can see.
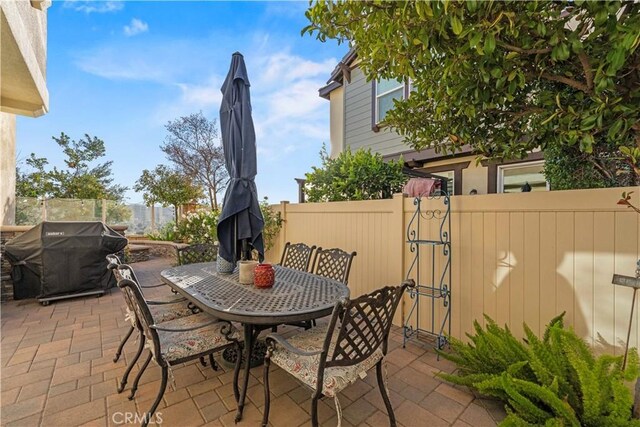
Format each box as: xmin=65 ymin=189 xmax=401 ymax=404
xmin=497 ymin=160 xmax=549 ymax=193
xmin=420 ymin=161 xmax=470 ymax=196
xmin=371 ymin=79 xmax=408 ymax=131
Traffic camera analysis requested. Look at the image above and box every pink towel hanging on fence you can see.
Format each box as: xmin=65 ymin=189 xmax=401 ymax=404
xmin=403 ymin=178 xmax=440 ymax=198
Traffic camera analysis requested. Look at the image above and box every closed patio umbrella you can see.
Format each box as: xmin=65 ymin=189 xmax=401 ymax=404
xmin=217 ymin=52 xmax=265 ymax=265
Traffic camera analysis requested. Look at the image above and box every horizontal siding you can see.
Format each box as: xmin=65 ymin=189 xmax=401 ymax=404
xmin=266 ymin=187 xmax=640 ymax=351
xmin=344 ymin=68 xmax=410 ymax=156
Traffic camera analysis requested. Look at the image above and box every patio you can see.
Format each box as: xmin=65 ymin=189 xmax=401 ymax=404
xmin=1 ymin=257 xmax=504 ymax=427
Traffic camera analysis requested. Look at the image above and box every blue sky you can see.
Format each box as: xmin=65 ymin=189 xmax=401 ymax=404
xmin=16 ymin=0 xmax=345 ymax=204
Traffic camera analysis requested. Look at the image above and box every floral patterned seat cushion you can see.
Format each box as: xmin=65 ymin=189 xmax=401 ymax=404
xmin=150 ymin=304 xmax=195 ymax=323
xmin=269 ymin=325 xmax=384 ymax=397
xmin=125 ymin=303 xmax=195 ymax=328
xmin=156 ymin=313 xmax=239 ymax=363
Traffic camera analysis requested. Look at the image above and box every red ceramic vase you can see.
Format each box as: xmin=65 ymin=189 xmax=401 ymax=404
xmin=254 ymin=263 xmax=275 ymax=288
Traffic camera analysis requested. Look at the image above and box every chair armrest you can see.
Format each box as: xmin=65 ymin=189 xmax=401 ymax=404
xmin=146 ymin=297 xmax=187 ymax=305
xmin=266 ymin=333 xmax=323 ymax=357
xmin=140 ymin=283 xmax=169 ymax=289
xmin=150 ymin=318 xmax=223 ymax=332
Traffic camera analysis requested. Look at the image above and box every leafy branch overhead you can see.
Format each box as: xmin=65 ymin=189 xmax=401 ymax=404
xmin=304 ymin=0 xmax=640 ymax=183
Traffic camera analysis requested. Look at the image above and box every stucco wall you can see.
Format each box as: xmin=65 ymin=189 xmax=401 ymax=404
xmin=462 ymin=160 xmax=489 ymax=195
xmin=0 ymin=112 xmax=16 ymax=226
xmin=0 ymin=0 xmax=49 ymax=116
xmin=329 ymin=86 xmax=344 ymax=158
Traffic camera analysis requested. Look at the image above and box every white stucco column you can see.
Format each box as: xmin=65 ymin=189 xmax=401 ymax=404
xmin=0 ymin=112 xmax=17 ymax=225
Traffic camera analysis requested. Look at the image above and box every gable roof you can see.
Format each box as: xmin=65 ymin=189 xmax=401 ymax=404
xmin=319 ymin=48 xmax=357 ymax=99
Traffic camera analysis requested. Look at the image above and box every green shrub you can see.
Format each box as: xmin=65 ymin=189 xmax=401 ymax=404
xmin=259 ymin=197 xmax=282 ymax=252
xmin=176 ymin=209 xmax=219 ymax=244
xmin=304 ymin=146 xmax=406 ymax=202
xmin=146 ymin=221 xmax=179 ymax=242
xmin=438 ymin=314 xmax=640 ymax=426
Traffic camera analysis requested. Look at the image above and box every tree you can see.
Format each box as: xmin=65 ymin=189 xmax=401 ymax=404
xmin=16 ymin=133 xmax=127 ymax=200
xmin=304 ymin=1 xmax=640 ymax=185
xmin=542 ymin=142 xmax=635 ymax=190
xmin=16 ymin=154 xmax=52 ymax=198
xmin=304 ymin=146 xmax=406 ymax=202
xmin=134 ymin=165 xmax=203 ymax=223
xmin=161 ymin=112 xmax=228 ymax=210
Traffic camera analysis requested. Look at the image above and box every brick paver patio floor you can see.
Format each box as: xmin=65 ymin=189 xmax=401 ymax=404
xmin=1 ymin=257 xmax=505 ymax=426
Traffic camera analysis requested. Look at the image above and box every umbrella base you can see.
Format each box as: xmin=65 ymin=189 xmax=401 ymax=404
xmin=221 ymin=339 xmax=267 ymax=369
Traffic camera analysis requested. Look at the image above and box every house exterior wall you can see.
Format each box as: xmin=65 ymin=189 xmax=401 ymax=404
xmin=344 ymin=67 xmax=411 ymax=157
xmin=0 ymin=0 xmax=49 ymax=226
xmin=0 ymin=0 xmax=49 ymax=116
xmin=328 ymin=86 xmax=344 ymax=158
xmin=416 ymin=154 xmax=490 ymax=195
xmin=0 ymin=113 xmax=16 ymax=225
xmin=332 ymin=64 xmax=543 ymax=195
xmin=266 ymin=187 xmax=640 ymax=349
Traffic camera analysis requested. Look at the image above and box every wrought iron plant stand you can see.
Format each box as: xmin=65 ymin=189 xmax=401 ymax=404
xmin=403 ymin=189 xmax=452 ymax=350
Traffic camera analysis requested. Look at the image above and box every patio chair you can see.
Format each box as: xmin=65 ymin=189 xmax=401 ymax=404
xmin=274 ymin=242 xmax=317 ymax=331
xmin=310 ymin=247 xmax=357 ymax=285
xmin=106 ymin=256 xmax=211 ymax=393
xmin=262 ymin=280 xmax=413 ymax=427
xmin=115 ymin=264 xmax=239 ymax=427
xmin=279 ymin=242 xmax=316 ymax=271
xmin=176 ymin=242 xmax=218 ymax=265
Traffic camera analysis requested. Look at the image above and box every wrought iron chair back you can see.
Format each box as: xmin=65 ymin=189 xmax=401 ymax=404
xmin=115 ymin=265 xmax=165 ymax=366
xmin=177 ymin=243 xmax=218 ymax=265
xmin=279 ymin=242 xmax=316 ymax=271
xmin=107 ymin=255 xmax=136 ymax=312
xmin=323 ymin=281 xmax=411 ymax=370
xmin=310 ymin=247 xmax=357 ymax=285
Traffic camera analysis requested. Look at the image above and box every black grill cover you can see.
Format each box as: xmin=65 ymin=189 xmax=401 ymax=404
xmin=4 ymin=222 xmax=128 ymax=299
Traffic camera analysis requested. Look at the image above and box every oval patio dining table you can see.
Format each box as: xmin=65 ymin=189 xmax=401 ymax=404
xmin=160 ymin=262 xmax=350 ymax=422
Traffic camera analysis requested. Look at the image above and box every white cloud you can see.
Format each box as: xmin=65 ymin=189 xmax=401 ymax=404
xmin=256 ymin=52 xmax=336 ymax=85
xmin=73 ymin=39 xmax=211 ymax=83
xmin=74 ymin=34 xmax=337 ymax=162
xmin=123 ymin=18 xmax=149 ymax=37
xmin=64 ymin=1 xmax=124 ymax=14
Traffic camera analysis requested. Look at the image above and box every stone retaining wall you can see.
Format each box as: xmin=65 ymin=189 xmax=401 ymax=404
xmin=0 ymin=229 xmax=25 ymax=301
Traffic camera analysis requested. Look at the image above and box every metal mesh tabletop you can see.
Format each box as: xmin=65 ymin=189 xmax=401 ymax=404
xmin=160 ymin=263 xmax=350 ymax=324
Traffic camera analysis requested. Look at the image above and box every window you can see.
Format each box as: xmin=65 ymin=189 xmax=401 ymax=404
xmin=497 ymin=161 xmax=548 ymax=193
xmin=435 ymin=170 xmax=455 ymax=195
xmin=375 ymin=78 xmax=404 ymax=123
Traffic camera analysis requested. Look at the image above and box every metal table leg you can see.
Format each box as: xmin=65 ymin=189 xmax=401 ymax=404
xmin=235 ymin=323 xmax=256 ymax=423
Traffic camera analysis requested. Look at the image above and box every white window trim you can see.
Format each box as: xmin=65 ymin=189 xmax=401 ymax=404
xmin=374 ymin=79 xmax=405 ymax=124
xmin=497 ymin=160 xmax=549 ymax=193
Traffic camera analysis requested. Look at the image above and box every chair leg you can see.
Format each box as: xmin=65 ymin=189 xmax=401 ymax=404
xmin=376 ymin=361 xmax=396 ymax=426
xmin=208 ymin=354 xmax=219 ymax=371
xmin=142 ymin=366 xmax=168 ymax=427
xmin=113 ymin=325 xmax=134 ymax=363
xmin=117 ymin=332 xmax=145 ymax=393
xmin=261 ymin=348 xmax=272 ymax=427
xmin=128 ymin=351 xmax=152 ymax=400
xmin=200 ymin=356 xmax=207 ymax=367
xmin=310 ymin=393 xmax=320 ymax=427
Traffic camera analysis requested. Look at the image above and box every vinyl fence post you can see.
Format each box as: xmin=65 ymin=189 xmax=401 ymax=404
xmin=102 ymin=199 xmax=107 ymax=223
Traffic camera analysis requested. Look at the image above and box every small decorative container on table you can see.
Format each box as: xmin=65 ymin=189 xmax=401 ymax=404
xmin=254 ymin=263 xmax=275 ymax=288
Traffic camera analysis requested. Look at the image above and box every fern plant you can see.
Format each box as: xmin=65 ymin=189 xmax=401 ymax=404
xmin=438 ymin=313 xmax=640 ymax=426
